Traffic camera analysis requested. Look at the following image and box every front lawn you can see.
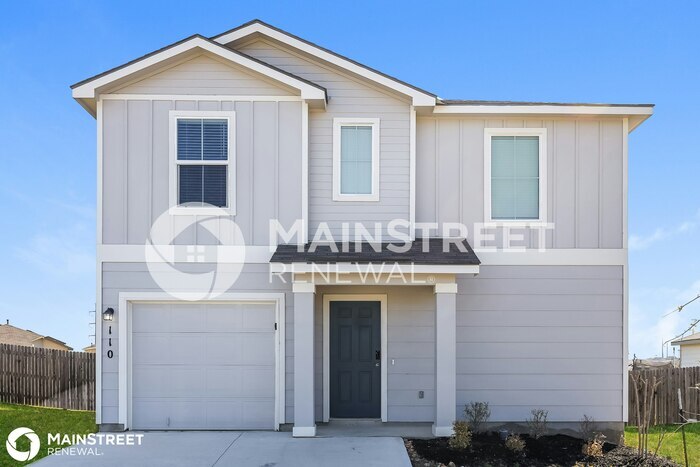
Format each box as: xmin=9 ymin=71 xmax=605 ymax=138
xmin=0 ymin=403 xmax=96 ymax=466
xmin=625 ymin=424 xmax=700 ymax=467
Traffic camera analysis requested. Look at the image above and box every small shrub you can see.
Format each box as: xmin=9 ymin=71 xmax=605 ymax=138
xmin=449 ymin=420 xmax=472 ymax=450
xmin=504 ymin=434 xmax=526 ymax=454
xmin=579 ymin=414 xmax=598 ymax=441
xmin=464 ymin=401 xmax=491 ymax=433
xmin=526 ymin=409 xmax=549 ymax=439
xmin=582 ymin=433 xmax=606 ymax=458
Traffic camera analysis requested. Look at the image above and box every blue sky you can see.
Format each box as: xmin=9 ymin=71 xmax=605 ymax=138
xmin=0 ymin=1 xmax=698 ymax=355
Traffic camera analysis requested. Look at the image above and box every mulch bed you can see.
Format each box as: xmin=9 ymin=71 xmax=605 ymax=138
xmin=405 ymin=433 xmax=680 ymax=467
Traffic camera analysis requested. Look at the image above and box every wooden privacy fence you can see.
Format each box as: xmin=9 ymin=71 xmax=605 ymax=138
xmin=628 ymin=366 xmax=700 ymax=425
xmin=0 ymin=343 xmax=95 ymax=410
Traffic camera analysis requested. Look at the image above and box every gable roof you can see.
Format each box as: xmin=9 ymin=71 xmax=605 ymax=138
xmin=0 ymin=323 xmax=72 ymax=350
xmin=211 ymin=19 xmax=437 ymax=107
xmin=71 ymin=34 xmax=328 ymax=116
xmin=671 ymin=332 xmax=700 ymax=346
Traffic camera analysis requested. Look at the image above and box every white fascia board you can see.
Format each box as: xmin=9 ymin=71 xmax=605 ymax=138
xmin=270 ymin=262 xmax=479 ymax=275
xmin=433 ymin=104 xmax=653 ymax=118
xmin=72 ymin=36 xmax=326 ymax=103
xmin=213 ymin=23 xmax=436 ymax=107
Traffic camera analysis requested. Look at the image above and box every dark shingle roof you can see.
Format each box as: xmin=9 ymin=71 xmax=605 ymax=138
xmin=270 ymin=238 xmax=480 ymax=265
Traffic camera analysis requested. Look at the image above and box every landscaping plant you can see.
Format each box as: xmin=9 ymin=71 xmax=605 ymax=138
xmin=449 ymin=420 xmax=472 ymax=450
xmin=581 ymin=433 xmax=606 ymax=458
xmin=464 ymin=401 xmax=490 ymax=433
xmin=526 ymin=409 xmax=549 ymax=439
xmin=504 ymin=433 xmax=526 ymax=454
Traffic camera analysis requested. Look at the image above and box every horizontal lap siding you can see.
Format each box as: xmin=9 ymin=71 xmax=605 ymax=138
xmin=100 ymin=263 xmax=293 ymax=424
xmin=416 ymin=118 xmax=624 ymax=249
xmin=101 ymin=97 xmax=302 ymax=246
xmin=237 ymin=40 xmax=411 ymax=236
xmin=456 ymin=265 xmax=624 ymax=422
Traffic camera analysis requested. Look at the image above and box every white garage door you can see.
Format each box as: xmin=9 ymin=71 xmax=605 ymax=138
xmin=130 ymin=302 xmax=276 ymax=430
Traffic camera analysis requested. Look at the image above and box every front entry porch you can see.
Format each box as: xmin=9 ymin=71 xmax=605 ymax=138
xmin=290 ymin=276 xmax=464 ymax=438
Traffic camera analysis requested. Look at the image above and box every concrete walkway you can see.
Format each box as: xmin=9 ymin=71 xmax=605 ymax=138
xmin=33 ymin=431 xmax=412 ymax=467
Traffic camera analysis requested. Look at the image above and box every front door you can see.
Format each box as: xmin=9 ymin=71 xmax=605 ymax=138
xmin=329 ymin=301 xmax=381 ymax=418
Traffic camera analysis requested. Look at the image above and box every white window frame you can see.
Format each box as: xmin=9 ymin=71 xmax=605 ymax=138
xmin=169 ymin=110 xmax=236 ymax=216
xmin=484 ymin=127 xmax=547 ymax=224
xmin=332 ymin=117 xmax=380 ymax=202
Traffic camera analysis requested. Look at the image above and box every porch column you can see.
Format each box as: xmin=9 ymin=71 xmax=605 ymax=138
xmin=433 ymin=283 xmax=458 ymax=437
xmin=292 ymin=282 xmax=316 ymax=437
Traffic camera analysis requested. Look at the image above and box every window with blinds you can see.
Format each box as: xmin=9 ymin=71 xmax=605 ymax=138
xmin=490 ymin=135 xmax=540 ymax=220
xmin=176 ymin=118 xmax=228 ymax=208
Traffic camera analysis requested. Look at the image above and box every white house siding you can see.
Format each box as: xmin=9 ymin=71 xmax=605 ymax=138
xmin=101 ymin=63 xmax=303 ymax=247
xmin=416 ymin=117 xmax=625 ymax=249
xmin=234 ymin=39 xmax=412 ymax=237
xmin=99 ymin=263 xmax=293 ymax=425
xmin=456 ymin=265 xmax=624 ymax=422
xmin=680 ymin=343 xmax=700 ymax=368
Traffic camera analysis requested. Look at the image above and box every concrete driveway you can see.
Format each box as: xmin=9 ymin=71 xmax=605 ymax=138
xmin=33 ymin=431 xmax=412 ymax=467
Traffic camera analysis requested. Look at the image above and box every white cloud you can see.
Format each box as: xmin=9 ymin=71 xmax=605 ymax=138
xmin=629 ymin=215 xmax=697 ymax=251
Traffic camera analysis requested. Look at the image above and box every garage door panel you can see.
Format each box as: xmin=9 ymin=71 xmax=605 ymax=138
xmin=132 ymin=304 xmax=171 ymax=332
xmin=131 ymin=302 xmax=277 ymax=430
xmin=170 ymin=367 xmax=206 ymax=396
xmin=241 ymin=368 xmax=275 ymax=397
xmin=205 ymin=367 xmax=242 ymax=396
xmin=170 ymin=334 xmax=206 ymax=364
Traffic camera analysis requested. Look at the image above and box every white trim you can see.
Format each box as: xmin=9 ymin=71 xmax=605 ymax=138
xmin=168 ymin=110 xmax=236 ymax=216
xmin=434 ymin=283 xmax=458 ymax=294
xmin=118 ymin=292 xmax=286 ymax=430
xmin=72 ymin=36 xmax=326 ymax=102
xmin=409 ymin=106 xmax=417 ymax=239
xmin=322 ymin=294 xmax=387 ymax=423
xmin=98 ymin=244 xmax=271 ymax=263
xmin=272 ymin=262 xmax=479 ymax=275
xmin=434 ymin=104 xmax=654 ymax=116
xmin=292 ymin=426 xmax=316 ymax=437
xmin=432 ymin=425 xmax=454 ymax=437
xmin=484 ymin=127 xmax=548 ymax=224
xmin=476 ymin=248 xmax=626 ymax=266
xmin=100 ymin=94 xmax=302 ymax=102
xmin=332 ymin=118 xmax=380 ymax=202
xmin=622 ymin=117 xmax=629 ymax=421
xmin=213 ymin=23 xmax=436 ymax=107
xmin=301 ymin=102 xmax=309 ymax=244
xmin=95 ymin=99 xmax=103 ymax=425
xmin=292 ymin=282 xmax=316 ymax=294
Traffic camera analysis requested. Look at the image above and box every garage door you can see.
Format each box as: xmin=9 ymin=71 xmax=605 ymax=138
xmin=130 ymin=302 xmax=276 ymax=430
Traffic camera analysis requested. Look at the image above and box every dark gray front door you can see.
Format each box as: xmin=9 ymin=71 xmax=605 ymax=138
xmin=330 ymin=301 xmax=381 ymax=418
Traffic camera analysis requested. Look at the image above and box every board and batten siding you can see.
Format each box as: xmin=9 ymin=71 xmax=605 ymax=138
xmin=235 ymin=39 xmax=411 ymax=236
xmin=101 ymin=96 xmax=303 ymax=246
xmin=456 ymin=265 xmax=624 ymax=422
xmin=99 ymin=263 xmax=293 ymax=424
xmin=416 ymin=117 xmax=625 ymax=249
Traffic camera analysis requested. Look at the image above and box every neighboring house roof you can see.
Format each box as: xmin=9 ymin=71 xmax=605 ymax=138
xmin=270 ymin=238 xmax=480 ymax=265
xmin=211 ymin=19 xmax=438 ymax=106
xmin=71 ymin=34 xmax=328 ymax=116
xmin=83 ymin=344 xmax=96 ymax=353
xmin=671 ymin=332 xmax=700 ymax=346
xmin=0 ymin=323 xmax=73 ymax=350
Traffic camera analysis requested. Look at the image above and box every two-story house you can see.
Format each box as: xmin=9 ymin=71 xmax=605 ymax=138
xmin=72 ymin=20 xmax=652 ymax=438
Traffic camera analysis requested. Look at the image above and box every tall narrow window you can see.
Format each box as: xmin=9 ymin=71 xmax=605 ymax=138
xmin=170 ymin=112 xmax=235 ymax=213
xmin=333 ymin=118 xmax=380 ymax=201
xmin=485 ymin=129 xmax=546 ymax=222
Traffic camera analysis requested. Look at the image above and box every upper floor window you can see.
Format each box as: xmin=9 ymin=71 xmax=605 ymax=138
xmin=333 ymin=118 xmax=380 ymax=201
xmin=484 ymin=128 xmax=547 ymax=222
xmin=169 ymin=111 xmax=235 ymax=214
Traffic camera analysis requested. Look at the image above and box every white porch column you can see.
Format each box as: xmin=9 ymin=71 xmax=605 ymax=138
xmin=292 ymin=282 xmax=316 ymax=437
xmin=433 ymin=282 xmax=458 ymax=437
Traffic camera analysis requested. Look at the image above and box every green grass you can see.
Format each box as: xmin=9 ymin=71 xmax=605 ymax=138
xmin=0 ymin=403 xmax=96 ymax=466
xmin=625 ymin=424 xmax=700 ymax=466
